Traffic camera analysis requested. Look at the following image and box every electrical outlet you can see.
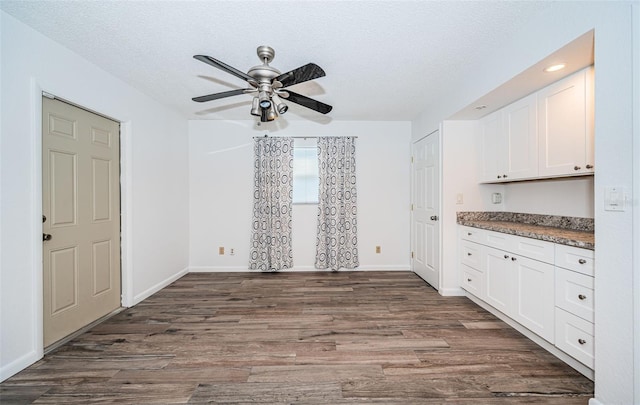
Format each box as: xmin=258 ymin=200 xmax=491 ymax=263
xmin=375 ymin=246 xmax=381 ymax=254
xmin=219 ymin=246 xmax=225 ymax=255
xmin=456 ymin=193 xmax=464 ymax=204
xmin=230 ymin=248 xmax=235 ymax=256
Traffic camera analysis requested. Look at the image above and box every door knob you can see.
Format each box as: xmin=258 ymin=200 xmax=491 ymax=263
xmin=43 ymin=233 xmax=52 ymax=241
xmin=430 ymin=215 xmax=438 ymax=221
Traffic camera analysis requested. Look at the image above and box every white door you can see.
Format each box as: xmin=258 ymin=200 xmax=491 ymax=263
xmin=42 ymin=97 xmax=121 ymax=347
xmin=513 ymin=255 xmax=555 ymax=342
xmin=503 ymin=93 xmax=538 ymax=180
xmin=484 ymin=246 xmax=514 ymax=316
xmin=411 ymin=131 xmax=440 ymax=289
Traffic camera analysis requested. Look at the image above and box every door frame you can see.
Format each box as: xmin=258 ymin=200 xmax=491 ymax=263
xmin=29 ymin=80 xmax=134 ymax=358
xmin=410 ymin=129 xmax=443 ymax=292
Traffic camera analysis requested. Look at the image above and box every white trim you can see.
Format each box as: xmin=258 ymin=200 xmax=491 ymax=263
xmin=189 ymin=265 xmax=411 ymax=273
xmin=439 ymin=287 xmax=465 ymax=296
xmin=633 ymin=2 xmax=640 ymax=403
xmin=588 ymin=399 xmax=604 ymax=405
xmin=0 ymin=350 xmax=41 ymax=382
xmin=30 ymin=78 xmax=44 ymax=368
xmin=465 ymin=292 xmax=595 ymax=381
xmin=132 ymin=267 xmax=189 ymax=304
xmin=120 ymin=121 xmax=134 ymax=307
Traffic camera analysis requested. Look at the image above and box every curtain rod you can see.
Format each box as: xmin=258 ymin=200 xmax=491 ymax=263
xmin=253 ymin=135 xmax=358 ymax=139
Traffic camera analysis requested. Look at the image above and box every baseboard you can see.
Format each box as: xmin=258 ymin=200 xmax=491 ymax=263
xmin=0 ymin=350 xmax=41 ymax=382
xmin=439 ymin=287 xmax=466 ymax=296
xmin=587 ymin=398 xmax=602 ymax=405
xmin=189 ymin=265 xmax=411 ymax=273
xmin=132 ymin=267 xmax=189 ymax=304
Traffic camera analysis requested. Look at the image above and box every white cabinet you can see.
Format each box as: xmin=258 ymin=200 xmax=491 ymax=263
xmin=479 ymin=67 xmax=593 ymax=183
xmin=554 ymin=244 xmax=595 ymax=368
xmin=480 ymin=110 xmax=506 ymax=182
xmin=538 ymin=68 xmax=594 ymax=177
xmin=458 ymin=225 xmax=596 ymax=369
xmin=513 ymin=255 xmax=555 ymax=342
xmin=503 ymin=93 xmax=538 ymax=180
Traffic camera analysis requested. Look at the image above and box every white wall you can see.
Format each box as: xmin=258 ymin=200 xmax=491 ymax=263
xmin=189 ymin=120 xmax=411 ymax=272
xmin=437 ymin=121 xmax=504 ymax=296
xmin=412 ymin=3 xmax=637 ymax=403
xmin=0 ymin=12 xmax=190 ymax=381
xmin=503 ymin=178 xmax=594 ymax=218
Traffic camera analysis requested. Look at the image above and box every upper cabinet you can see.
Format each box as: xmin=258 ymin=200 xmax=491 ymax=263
xmin=479 ymin=67 xmax=594 ymax=183
xmin=538 ymin=68 xmax=594 ymax=177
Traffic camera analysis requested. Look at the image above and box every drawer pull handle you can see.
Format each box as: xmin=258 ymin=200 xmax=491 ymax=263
xmin=511 ymin=257 xmax=517 ymax=261
xmin=578 ymin=338 xmax=587 ymax=345
xmin=504 ymin=255 xmax=509 ymax=259
xmin=578 ymin=259 xmax=587 ymax=264
xmin=578 ymin=294 xmax=587 ymax=300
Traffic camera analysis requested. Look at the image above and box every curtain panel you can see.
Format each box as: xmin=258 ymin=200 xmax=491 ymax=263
xmin=315 ymin=137 xmax=359 ymax=271
xmin=249 ymin=137 xmax=294 ymax=271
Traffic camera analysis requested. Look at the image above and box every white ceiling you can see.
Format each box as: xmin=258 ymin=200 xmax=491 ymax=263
xmin=1 ymin=1 xmax=565 ymax=122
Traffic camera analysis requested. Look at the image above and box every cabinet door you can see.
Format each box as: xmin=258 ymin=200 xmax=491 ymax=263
xmin=513 ymin=255 xmax=555 ymax=342
xmin=480 ymin=110 xmax=506 ymax=182
xmin=503 ymin=93 xmax=538 ymax=180
xmin=538 ymin=68 xmax=594 ymax=177
xmin=484 ymin=247 xmax=514 ymax=316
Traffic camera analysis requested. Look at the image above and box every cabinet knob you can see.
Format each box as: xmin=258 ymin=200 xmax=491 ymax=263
xmin=578 ymin=338 xmax=587 ymax=345
xmin=578 ymin=294 xmax=587 ymax=300
xmin=511 ymin=257 xmax=517 ymax=261
xmin=503 ymin=254 xmax=509 ymax=259
xmin=578 ymin=259 xmax=587 ymax=264
xmin=574 ymin=166 xmax=581 ymax=171
xmin=467 ymin=278 xmax=472 ymax=282
xmin=467 ymin=232 xmax=472 ymax=236
xmin=586 ymin=164 xmax=593 ymax=169
xmin=503 ymin=174 xmax=508 ymax=178
xmin=497 ymin=175 xmax=502 ymax=179
xmin=467 ymin=253 xmax=472 ymax=256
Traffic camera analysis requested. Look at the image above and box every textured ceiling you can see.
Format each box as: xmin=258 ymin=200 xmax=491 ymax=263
xmin=1 ymin=1 xmax=556 ymax=121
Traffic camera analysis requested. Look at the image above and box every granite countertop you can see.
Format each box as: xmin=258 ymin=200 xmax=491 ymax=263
xmin=457 ymin=212 xmax=594 ymax=250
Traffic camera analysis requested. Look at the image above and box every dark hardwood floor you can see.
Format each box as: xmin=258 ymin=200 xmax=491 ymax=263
xmin=1 ymin=271 xmax=593 ymax=404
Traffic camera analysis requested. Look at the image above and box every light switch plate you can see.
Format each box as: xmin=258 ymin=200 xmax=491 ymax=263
xmin=604 ymin=186 xmax=626 ymax=211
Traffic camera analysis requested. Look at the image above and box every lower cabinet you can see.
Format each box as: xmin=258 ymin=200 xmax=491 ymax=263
xmin=459 ymin=225 xmax=594 ymax=370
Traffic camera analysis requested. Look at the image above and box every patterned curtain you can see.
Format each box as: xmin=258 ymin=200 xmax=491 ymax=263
xmin=249 ymin=137 xmax=294 ymax=271
xmin=315 ymin=137 xmax=359 ymax=271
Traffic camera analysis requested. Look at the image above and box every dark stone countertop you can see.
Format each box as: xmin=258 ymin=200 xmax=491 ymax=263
xmin=457 ymin=212 xmax=594 ymax=250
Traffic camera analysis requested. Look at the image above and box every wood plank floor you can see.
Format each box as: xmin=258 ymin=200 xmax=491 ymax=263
xmin=1 ymin=271 xmax=593 ymax=404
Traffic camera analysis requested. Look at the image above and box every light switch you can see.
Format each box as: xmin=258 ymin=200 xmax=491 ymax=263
xmin=605 ymin=186 xmax=626 ymax=211
xmin=456 ymin=193 xmax=464 ymax=205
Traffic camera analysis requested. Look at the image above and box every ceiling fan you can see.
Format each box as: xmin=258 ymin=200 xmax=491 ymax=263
xmin=192 ymin=46 xmax=332 ymax=122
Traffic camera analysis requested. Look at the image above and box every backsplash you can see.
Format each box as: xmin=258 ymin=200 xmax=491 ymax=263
xmin=456 ymin=211 xmax=594 ymax=232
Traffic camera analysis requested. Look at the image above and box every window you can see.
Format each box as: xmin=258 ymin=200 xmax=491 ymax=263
xmin=293 ymin=145 xmax=319 ymax=204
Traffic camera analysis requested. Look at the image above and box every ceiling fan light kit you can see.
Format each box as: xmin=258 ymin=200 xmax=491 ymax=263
xmin=193 ymin=46 xmax=332 ymax=122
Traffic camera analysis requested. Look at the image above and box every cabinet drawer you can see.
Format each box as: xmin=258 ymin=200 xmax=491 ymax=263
xmin=511 ymin=236 xmax=554 ymax=264
xmin=460 ymin=240 xmax=483 ymax=270
xmin=555 ymin=268 xmax=594 ymax=323
xmin=460 ymin=226 xmax=484 ymax=243
xmin=555 ymin=244 xmax=594 ymax=276
xmin=485 ymin=230 xmax=511 ymax=251
xmin=555 ymin=308 xmax=594 ymax=369
xmin=461 ymin=263 xmax=484 ymax=299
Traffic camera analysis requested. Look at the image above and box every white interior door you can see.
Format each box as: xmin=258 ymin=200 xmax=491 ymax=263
xmin=411 ymin=131 xmax=440 ymax=289
xmin=42 ymin=97 xmax=121 ymax=347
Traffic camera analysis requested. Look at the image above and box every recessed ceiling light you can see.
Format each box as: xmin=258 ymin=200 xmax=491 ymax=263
xmin=474 ymin=105 xmax=487 ymax=110
xmin=544 ymin=63 xmax=566 ymax=72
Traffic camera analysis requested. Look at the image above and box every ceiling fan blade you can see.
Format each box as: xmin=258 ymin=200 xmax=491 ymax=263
xmin=284 ymin=91 xmax=332 ymax=114
xmin=194 ymin=55 xmax=254 ymax=82
xmin=275 ymin=63 xmax=326 ymax=88
xmin=192 ymin=88 xmax=248 ymax=103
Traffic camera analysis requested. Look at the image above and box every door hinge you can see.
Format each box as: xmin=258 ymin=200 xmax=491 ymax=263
xmin=411 ymin=204 xmax=414 ymax=211
xmin=411 ymin=156 xmax=414 ymax=164
xmin=411 ymin=251 xmax=415 ymax=259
